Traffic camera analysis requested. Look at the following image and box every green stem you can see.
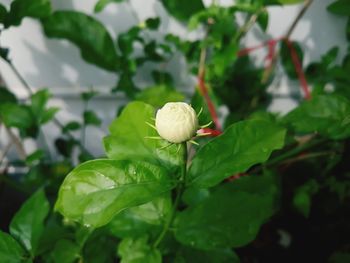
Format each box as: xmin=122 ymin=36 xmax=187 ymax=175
xmin=252 ymin=137 xmax=327 ymax=173
xmin=153 ymin=142 xmax=187 ymax=248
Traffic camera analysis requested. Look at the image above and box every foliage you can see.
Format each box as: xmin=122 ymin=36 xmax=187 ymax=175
xmin=1 ymin=0 xmax=350 ymax=262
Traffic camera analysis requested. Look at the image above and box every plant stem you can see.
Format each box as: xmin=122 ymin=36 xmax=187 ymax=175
xmin=234 ymin=8 xmax=266 ymax=43
xmin=153 ymin=142 xmax=188 ymax=248
xmin=252 ymin=137 xmax=327 ymax=173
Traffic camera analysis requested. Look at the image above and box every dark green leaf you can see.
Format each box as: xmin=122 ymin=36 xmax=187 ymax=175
xmin=293 ymin=179 xmax=319 ymax=217
xmin=277 ymin=0 xmax=304 ymax=4
xmin=62 ymin=121 xmax=81 ymax=133
xmin=188 ymin=120 xmax=286 ymax=188
xmin=30 ymin=89 xmax=50 ymax=117
xmin=0 ymin=230 xmax=28 ymax=263
xmin=4 ymin=0 xmax=51 ymax=28
xmin=81 ymin=90 xmax=98 ymax=101
xmin=118 ymin=236 xmax=161 ymax=263
xmin=175 ymin=174 xmax=278 ymax=250
xmin=257 ymin=10 xmax=269 ymax=32
xmin=83 ymin=232 xmax=118 ymax=263
xmin=42 ymin=11 xmax=119 ymax=72
xmin=104 ymin=101 xmax=185 ymax=172
xmin=94 ymin=0 xmax=124 ymax=13
xmin=161 ymin=0 xmax=205 ymax=22
xmin=0 ymin=4 xmax=7 ymax=23
xmin=182 ymin=188 xmax=210 ymax=207
xmin=0 ymin=47 xmax=10 ymax=62
xmin=145 ymin=17 xmax=160 ymax=30
xmin=10 ymin=189 xmax=50 ymax=256
xmin=83 ymin=110 xmax=101 ymax=126
xmin=327 ymin=0 xmax=350 ymax=16
xmin=151 ymin=70 xmax=174 ymax=86
xmin=321 ymin=46 xmax=339 ymax=67
xmin=48 ymin=239 xmax=80 ymax=263
xmin=136 ymin=85 xmax=184 ymax=108
xmin=0 ymin=87 xmax=17 ymax=104
xmin=280 ymin=40 xmax=303 ymax=79
xmin=25 ymin=149 xmax=45 ymax=165
xmin=114 ymin=72 xmax=139 ymax=98
xmin=55 ymin=159 xmax=176 ymax=227
xmin=283 ymin=95 xmax=350 ymax=140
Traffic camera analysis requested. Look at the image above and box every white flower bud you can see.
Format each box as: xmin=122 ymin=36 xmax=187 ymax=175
xmin=155 ymin=102 xmax=198 ymax=143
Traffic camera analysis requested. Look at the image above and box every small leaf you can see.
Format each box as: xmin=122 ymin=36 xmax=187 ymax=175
xmin=0 ymin=230 xmax=28 ymax=263
xmin=0 ymin=4 xmax=7 ymax=23
xmin=83 ymin=110 xmax=101 ymax=126
xmin=327 ymin=0 xmax=350 ymax=16
xmin=160 ymin=0 xmax=205 ymax=22
xmin=55 ymin=159 xmax=176 ymax=227
xmin=10 ymin=189 xmax=50 ymax=256
xmin=81 ymin=90 xmax=98 ymax=101
xmin=4 ymin=0 xmax=51 ymax=28
xmin=118 ymin=236 xmax=161 ymax=263
xmin=145 ymin=17 xmax=161 ymax=30
xmin=283 ymin=95 xmax=350 ymax=140
xmin=42 ymin=11 xmax=119 ymax=72
xmin=0 ymin=103 xmax=34 ymax=130
xmin=136 ymin=85 xmax=185 ymax=108
xmin=175 ymin=173 xmax=279 ymax=250
xmin=25 ymin=149 xmax=45 ymax=165
xmin=151 ymin=70 xmax=174 ymax=86
xmin=41 ymin=107 xmax=59 ymax=124
xmin=280 ymin=40 xmax=303 ymax=79
xmin=94 ymin=0 xmax=124 ymax=13
xmin=188 ymin=120 xmax=286 ymax=188
xmin=257 ymin=10 xmax=269 ymax=32
xmin=30 ymin=89 xmax=51 ymax=117
xmin=174 ymin=246 xmax=239 ymax=263
xmin=62 ymin=121 xmax=81 ymax=133
xmin=104 ymin=101 xmax=185 ymax=172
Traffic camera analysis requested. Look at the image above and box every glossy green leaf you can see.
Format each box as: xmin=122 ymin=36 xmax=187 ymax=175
xmin=173 ymin=246 xmax=239 ymax=263
xmin=107 ymin=193 xmax=171 ymax=238
xmin=283 ymin=95 xmax=350 ymax=140
xmin=83 ymin=110 xmax=101 ymax=126
xmin=161 ymin=0 xmax=205 ymax=22
xmin=10 ymin=189 xmax=50 ymax=256
xmin=188 ymin=120 xmax=286 ymax=188
xmin=55 ymin=159 xmax=176 ymax=227
xmin=42 ymin=11 xmax=119 ymax=72
xmin=104 ymin=101 xmax=185 ymax=172
xmin=94 ymin=0 xmax=124 ymax=13
xmin=280 ymin=40 xmax=303 ymax=79
xmin=48 ymin=239 xmax=80 ymax=263
xmin=4 ymin=0 xmax=51 ymax=28
xmin=136 ymin=85 xmax=184 ymax=108
xmin=327 ymin=0 xmax=350 ymax=16
xmin=175 ymin=174 xmax=278 ymax=250
xmin=0 ymin=231 xmax=28 ymax=263
xmin=117 ymin=236 xmax=161 ymax=263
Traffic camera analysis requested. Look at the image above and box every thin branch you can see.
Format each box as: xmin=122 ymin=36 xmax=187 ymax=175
xmin=234 ymin=8 xmax=266 ymax=42
xmin=5 ymin=126 xmax=26 ymax=160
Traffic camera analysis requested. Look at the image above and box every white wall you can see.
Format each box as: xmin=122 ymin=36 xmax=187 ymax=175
xmin=0 ymin=0 xmax=348 ymax=159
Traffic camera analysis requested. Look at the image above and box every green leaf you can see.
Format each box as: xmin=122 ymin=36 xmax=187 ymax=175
xmin=0 ymin=4 xmax=7 ymax=23
xmin=104 ymin=101 xmax=185 ymax=172
xmin=0 ymin=231 xmax=28 ymax=263
xmin=83 ymin=110 xmax=101 ymax=126
xmin=145 ymin=17 xmax=161 ymax=30
xmin=94 ymin=0 xmax=124 ymax=13
xmin=48 ymin=239 xmax=80 ymax=263
xmin=174 ymin=246 xmax=239 ymax=263
xmin=283 ymin=95 xmax=350 ymax=140
xmin=25 ymin=149 xmax=45 ymax=165
xmin=62 ymin=121 xmax=81 ymax=133
xmin=175 ymin=174 xmax=278 ymax=250
xmin=0 ymin=103 xmax=34 ymax=130
xmin=30 ymin=89 xmax=50 ymax=117
xmin=257 ymin=10 xmax=269 ymax=32
xmin=161 ymin=0 xmax=205 ymax=22
xmin=293 ymin=179 xmax=319 ymax=217
xmin=188 ymin=120 xmax=286 ymax=188
xmin=41 ymin=107 xmax=59 ymax=124
xmin=280 ymin=40 xmax=303 ymax=79
xmin=151 ymin=70 xmax=174 ymax=86
xmin=4 ymin=0 xmax=51 ymax=28
xmin=136 ymin=85 xmax=185 ymax=108
xmin=117 ymin=236 xmax=161 ymax=263
xmin=10 ymin=189 xmax=50 ymax=256
xmin=55 ymin=159 xmax=176 ymax=228
xmin=327 ymin=0 xmax=350 ymax=16
xmin=0 ymin=87 xmax=17 ymax=104
xmin=83 ymin=232 xmax=118 ymax=263
xmin=81 ymin=90 xmax=98 ymax=101
xmin=42 ymin=11 xmax=119 ymax=72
